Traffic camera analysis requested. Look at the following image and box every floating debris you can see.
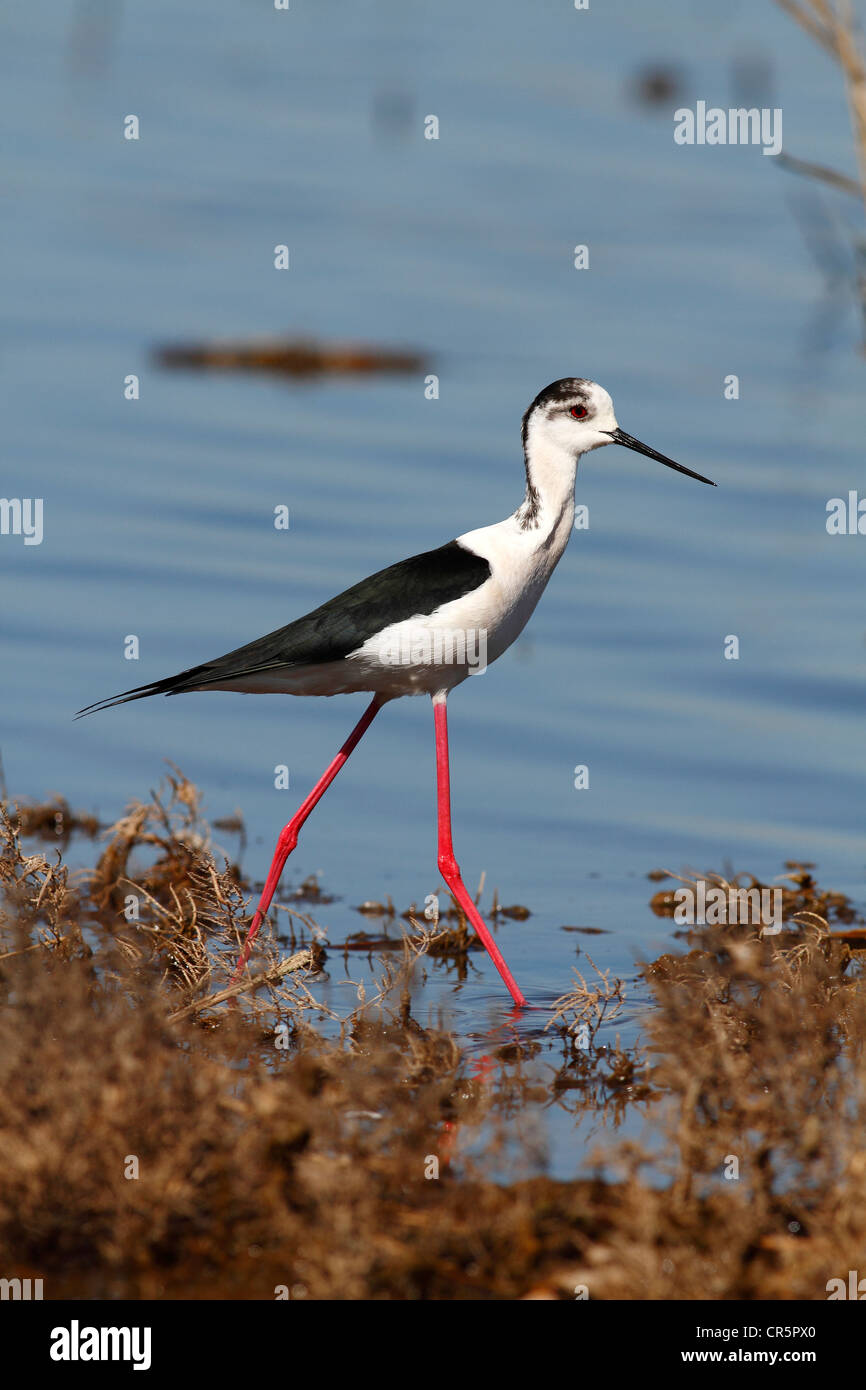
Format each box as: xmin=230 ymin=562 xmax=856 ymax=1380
xmin=494 ymin=903 xmax=531 ymax=922
xmin=155 ymin=336 xmax=427 ymax=379
xmin=281 ymin=872 xmax=336 ymax=906
xmin=630 ymin=64 xmax=685 ymax=107
xmin=342 ymin=930 xmax=405 ymax=952
xmin=9 ymin=795 xmax=100 ymax=844
xmin=355 ymin=898 xmax=395 ymax=917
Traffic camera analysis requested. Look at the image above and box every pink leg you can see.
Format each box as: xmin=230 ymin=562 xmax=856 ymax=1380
xmin=232 ymin=694 xmax=384 ymax=981
xmin=433 ymin=695 xmax=527 ymax=1008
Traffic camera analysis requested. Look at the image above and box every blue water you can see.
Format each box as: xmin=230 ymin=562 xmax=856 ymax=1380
xmin=3 ymin=0 xmax=864 ymax=1176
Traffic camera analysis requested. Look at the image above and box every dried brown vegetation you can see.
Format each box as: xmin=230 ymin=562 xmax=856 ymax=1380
xmin=774 ymin=0 xmax=866 ymax=352
xmin=1 ymin=777 xmax=865 ymax=1298
xmin=776 ymin=0 xmax=866 ymax=215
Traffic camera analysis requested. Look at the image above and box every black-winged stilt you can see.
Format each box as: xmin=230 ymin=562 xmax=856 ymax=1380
xmin=79 ymin=379 xmax=715 ymax=1008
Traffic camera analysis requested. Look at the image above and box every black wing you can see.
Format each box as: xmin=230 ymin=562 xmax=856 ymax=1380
xmin=76 ymin=539 xmax=492 ymax=716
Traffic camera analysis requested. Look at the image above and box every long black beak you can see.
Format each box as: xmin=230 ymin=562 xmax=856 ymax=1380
xmin=607 ymin=428 xmax=716 ymax=486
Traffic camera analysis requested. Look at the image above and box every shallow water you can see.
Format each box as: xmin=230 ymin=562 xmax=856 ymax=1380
xmin=3 ymin=1 xmax=864 ymax=1177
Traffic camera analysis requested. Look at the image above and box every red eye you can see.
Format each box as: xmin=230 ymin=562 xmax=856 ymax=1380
xmin=570 ymin=405 xmax=588 ymax=419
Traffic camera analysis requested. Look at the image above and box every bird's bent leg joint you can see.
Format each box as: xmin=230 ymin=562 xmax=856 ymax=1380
xmin=437 ymin=850 xmax=461 ymax=882
xmin=276 ymin=820 xmax=301 ymax=858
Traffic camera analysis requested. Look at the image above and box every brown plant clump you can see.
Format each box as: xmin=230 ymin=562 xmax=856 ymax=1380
xmin=0 ymin=775 xmax=865 ymax=1298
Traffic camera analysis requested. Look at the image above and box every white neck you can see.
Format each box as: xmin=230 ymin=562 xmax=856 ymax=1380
xmin=513 ymin=422 xmax=578 ymax=544
xmin=456 ymin=422 xmax=580 ymax=605
xmin=454 ymin=427 xmax=579 ymax=665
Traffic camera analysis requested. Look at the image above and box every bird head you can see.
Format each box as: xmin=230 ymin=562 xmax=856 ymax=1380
xmin=522 ymin=378 xmax=715 ymax=486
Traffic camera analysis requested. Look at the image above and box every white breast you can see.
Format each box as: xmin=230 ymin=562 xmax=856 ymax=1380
xmin=349 ymin=491 xmax=576 ymax=697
